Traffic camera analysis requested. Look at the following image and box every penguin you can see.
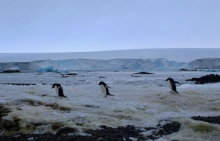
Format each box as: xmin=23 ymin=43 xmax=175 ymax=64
xmin=51 ymin=83 xmax=68 ymax=98
xmin=98 ymin=81 xmax=114 ymax=98
xmin=166 ymin=78 xmax=179 ymax=94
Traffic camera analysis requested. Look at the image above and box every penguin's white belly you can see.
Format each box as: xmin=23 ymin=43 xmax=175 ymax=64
xmin=100 ymin=85 xmax=106 ymax=94
xmin=168 ymin=81 xmax=172 ymax=91
xmin=55 ymin=87 xmax=59 ymax=96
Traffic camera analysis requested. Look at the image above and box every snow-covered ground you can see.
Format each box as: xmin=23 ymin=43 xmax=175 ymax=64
xmin=0 ymin=71 xmax=220 ymax=141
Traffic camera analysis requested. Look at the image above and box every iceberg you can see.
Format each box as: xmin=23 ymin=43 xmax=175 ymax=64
xmin=38 ymin=66 xmax=53 ymax=72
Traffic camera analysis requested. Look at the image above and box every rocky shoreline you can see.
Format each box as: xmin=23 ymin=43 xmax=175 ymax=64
xmin=2 ymin=115 xmax=220 ymax=141
xmin=0 ymin=104 xmax=181 ymax=141
xmin=0 ymin=121 xmax=181 ymax=141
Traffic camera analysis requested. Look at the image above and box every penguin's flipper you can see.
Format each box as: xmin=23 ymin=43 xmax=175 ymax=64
xmin=174 ymin=81 xmax=180 ymax=84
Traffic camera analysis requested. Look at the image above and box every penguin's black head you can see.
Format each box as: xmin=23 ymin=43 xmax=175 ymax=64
xmin=98 ymin=81 xmax=106 ymax=86
xmin=52 ymin=83 xmax=61 ymax=89
xmin=166 ymin=78 xmax=174 ymax=81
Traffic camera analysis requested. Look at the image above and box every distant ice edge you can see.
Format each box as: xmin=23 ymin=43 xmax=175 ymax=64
xmin=0 ymin=58 xmax=188 ymax=72
xmin=0 ymin=58 xmax=220 ymax=72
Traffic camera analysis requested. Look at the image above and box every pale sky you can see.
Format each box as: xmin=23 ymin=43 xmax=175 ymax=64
xmin=0 ymin=0 xmax=220 ymax=53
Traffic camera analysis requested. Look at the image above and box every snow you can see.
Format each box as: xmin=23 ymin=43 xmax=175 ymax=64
xmin=27 ymin=137 xmax=34 ymax=140
xmin=0 ymin=70 xmax=220 ymax=140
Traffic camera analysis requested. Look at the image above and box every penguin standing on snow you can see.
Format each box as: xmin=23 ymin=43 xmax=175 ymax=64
xmin=166 ymin=78 xmax=179 ymax=94
xmin=51 ymin=83 xmax=68 ymax=98
xmin=98 ymin=81 xmax=114 ymax=98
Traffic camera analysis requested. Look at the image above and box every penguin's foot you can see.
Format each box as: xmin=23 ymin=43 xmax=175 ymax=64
xmin=103 ymin=95 xmax=107 ymax=98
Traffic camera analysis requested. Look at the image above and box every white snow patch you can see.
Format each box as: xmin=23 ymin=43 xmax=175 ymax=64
xmin=145 ymin=109 xmax=157 ymax=115
xmin=129 ymin=137 xmax=138 ymax=141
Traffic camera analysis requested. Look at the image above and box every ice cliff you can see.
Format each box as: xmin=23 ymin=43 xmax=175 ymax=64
xmin=188 ymin=58 xmax=220 ymax=69
xmin=0 ymin=58 xmax=187 ymax=72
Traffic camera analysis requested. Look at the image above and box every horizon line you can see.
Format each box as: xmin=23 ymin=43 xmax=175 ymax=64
xmin=0 ymin=48 xmax=219 ymax=54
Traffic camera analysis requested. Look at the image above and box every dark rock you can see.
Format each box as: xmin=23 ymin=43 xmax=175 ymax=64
xmin=2 ymin=119 xmax=20 ymax=131
xmin=0 ymin=134 xmax=97 ymax=141
xmin=51 ymin=123 xmax=63 ymax=131
xmin=133 ymin=72 xmax=154 ymax=74
xmin=86 ymin=121 xmax=181 ymax=141
xmin=61 ymin=75 xmax=69 ymax=78
xmin=186 ymin=74 xmax=220 ymax=84
xmin=66 ymin=73 xmax=77 ymax=75
xmin=0 ymin=107 xmax=11 ymax=120
xmin=191 ymin=115 xmax=220 ymax=124
xmin=0 ymin=83 xmax=37 ymax=86
xmin=86 ymin=125 xmax=145 ymax=141
xmin=3 ymin=70 xmax=20 ymax=73
xmin=131 ymin=75 xmax=141 ymax=77
xmin=179 ymin=68 xmax=197 ymax=71
xmin=147 ymin=121 xmax=181 ymax=140
xmin=0 ymin=121 xmax=181 ymax=141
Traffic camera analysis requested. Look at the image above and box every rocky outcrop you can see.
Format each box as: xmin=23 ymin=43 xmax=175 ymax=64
xmin=186 ymin=74 xmax=220 ymax=84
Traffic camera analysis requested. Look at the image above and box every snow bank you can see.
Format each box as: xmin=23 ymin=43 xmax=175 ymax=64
xmin=0 ymin=71 xmax=220 ymax=140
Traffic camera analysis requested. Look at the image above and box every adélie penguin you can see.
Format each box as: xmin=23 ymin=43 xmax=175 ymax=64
xmin=98 ymin=81 xmax=114 ymax=98
xmin=51 ymin=83 xmax=68 ymax=98
xmin=166 ymin=78 xmax=179 ymax=94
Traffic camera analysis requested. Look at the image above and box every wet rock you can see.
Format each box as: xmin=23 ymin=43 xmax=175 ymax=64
xmin=186 ymin=74 xmax=220 ymax=84
xmin=191 ymin=115 xmax=220 ymax=124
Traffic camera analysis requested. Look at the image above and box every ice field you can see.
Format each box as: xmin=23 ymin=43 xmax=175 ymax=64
xmin=0 ymin=70 xmax=220 ymax=141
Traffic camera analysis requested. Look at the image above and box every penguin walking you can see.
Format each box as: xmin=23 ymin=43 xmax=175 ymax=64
xmin=98 ymin=81 xmax=114 ymax=98
xmin=166 ymin=78 xmax=179 ymax=94
xmin=51 ymin=83 xmax=68 ymax=98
